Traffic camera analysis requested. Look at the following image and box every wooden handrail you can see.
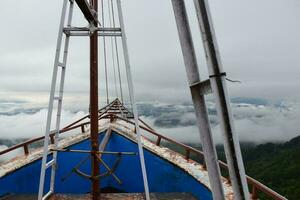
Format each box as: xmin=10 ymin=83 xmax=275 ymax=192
xmin=112 ymin=114 xmax=287 ymax=200
xmin=62 ymin=99 xmax=118 ymax=130
xmin=0 ymin=112 xmax=287 ymax=200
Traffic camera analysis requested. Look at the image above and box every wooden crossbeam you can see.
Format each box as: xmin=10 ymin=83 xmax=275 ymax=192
xmin=74 ymin=0 xmax=98 ymax=26
xmin=98 ymin=128 xmax=112 ymax=157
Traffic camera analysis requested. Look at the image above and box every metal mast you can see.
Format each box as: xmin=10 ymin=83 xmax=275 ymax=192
xmin=89 ymin=0 xmax=100 ymax=199
xmin=172 ymin=0 xmax=250 ymax=199
xmin=38 ymin=0 xmax=150 ymax=199
xmin=193 ymin=0 xmax=250 ymax=199
xmin=116 ymin=0 xmax=150 ymax=199
xmin=171 ymin=1 xmax=225 ymax=199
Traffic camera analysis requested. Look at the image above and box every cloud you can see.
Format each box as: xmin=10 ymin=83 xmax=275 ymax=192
xmin=0 ymin=0 xmax=300 ymax=103
xmin=0 ymin=108 xmax=86 ymax=139
xmin=0 ymin=96 xmax=300 ymax=149
xmin=139 ymin=99 xmax=300 ymax=144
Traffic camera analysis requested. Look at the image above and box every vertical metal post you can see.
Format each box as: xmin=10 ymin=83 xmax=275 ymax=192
xmin=90 ymin=0 xmax=100 ymax=199
xmin=116 ymin=0 xmax=150 ymax=199
xmin=100 ymin=0 xmax=109 ymax=105
xmin=171 ymin=1 xmax=225 ymax=199
xmin=193 ymin=0 xmax=250 ymax=199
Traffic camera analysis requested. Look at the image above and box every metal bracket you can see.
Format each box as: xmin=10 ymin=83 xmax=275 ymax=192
xmin=89 ymin=23 xmax=97 ymax=34
xmin=190 ymin=79 xmax=212 ymax=95
xmin=63 ymin=27 xmax=122 ymax=37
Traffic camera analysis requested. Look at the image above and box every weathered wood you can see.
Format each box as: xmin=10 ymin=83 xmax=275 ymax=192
xmin=185 ymin=149 xmax=190 ymax=160
xmin=23 ymin=144 xmax=29 ymax=155
xmin=0 ymin=193 xmax=197 ymax=200
xmin=74 ymin=0 xmax=97 ymax=25
xmin=155 ymin=136 xmax=161 ymax=146
xmin=98 ymin=128 xmax=112 ymax=155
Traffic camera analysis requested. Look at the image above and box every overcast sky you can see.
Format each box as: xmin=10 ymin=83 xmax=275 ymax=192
xmin=0 ymin=0 xmax=300 ymax=144
xmin=0 ymin=0 xmax=300 ymax=105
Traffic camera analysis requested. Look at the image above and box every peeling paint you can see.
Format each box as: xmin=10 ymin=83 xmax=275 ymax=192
xmin=0 ymin=119 xmax=233 ymax=199
xmin=0 ymin=120 xmax=110 ymax=178
xmin=48 ymin=193 xmax=197 ymax=200
xmin=111 ymin=121 xmax=234 ymax=199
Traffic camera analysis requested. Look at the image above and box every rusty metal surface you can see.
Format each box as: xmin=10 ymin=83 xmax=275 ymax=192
xmin=89 ymin=0 xmax=100 ymax=198
xmin=50 ymin=193 xmax=197 ymax=200
xmin=1 ymin=193 xmax=196 ymax=200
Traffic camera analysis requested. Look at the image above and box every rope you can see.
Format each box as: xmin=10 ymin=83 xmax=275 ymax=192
xmin=111 ymin=0 xmax=124 ymax=103
xmin=108 ymin=0 xmax=119 ymax=99
xmin=225 ymin=78 xmax=241 ymax=83
xmin=209 ymin=72 xmax=241 ymax=83
xmin=101 ymin=0 xmax=109 ymax=104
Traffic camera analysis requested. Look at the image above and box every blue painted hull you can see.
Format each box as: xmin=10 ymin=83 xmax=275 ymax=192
xmin=0 ymin=131 xmax=212 ymax=199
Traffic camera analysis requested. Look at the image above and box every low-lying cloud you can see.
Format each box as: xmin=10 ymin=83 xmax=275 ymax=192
xmin=138 ymin=98 xmax=300 ymax=144
xmin=0 ymin=107 xmax=86 ymax=139
xmin=0 ymin=96 xmax=300 ymax=147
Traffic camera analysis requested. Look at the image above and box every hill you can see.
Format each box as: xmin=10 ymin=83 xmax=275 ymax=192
xmin=165 ymin=135 xmax=300 ymax=199
xmin=241 ymin=136 xmax=300 ymax=199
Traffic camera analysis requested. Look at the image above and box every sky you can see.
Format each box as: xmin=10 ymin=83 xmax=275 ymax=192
xmin=0 ymin=0 xmax=300 ymax=143
xmin=0 ymin=0 xmax=299 ymax=102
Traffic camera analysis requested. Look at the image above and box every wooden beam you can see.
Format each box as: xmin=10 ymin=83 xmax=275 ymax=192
xmin=74 ymin=0 xmax=97 ymax=26
xmin=98 ymin=128 xmax=112 ymax=157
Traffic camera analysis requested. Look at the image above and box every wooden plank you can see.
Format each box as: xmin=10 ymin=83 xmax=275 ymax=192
xmin=74 ymin=0 xmax=97 ymax=25
xmin=98 ymin=128 xmax=112 ymax=157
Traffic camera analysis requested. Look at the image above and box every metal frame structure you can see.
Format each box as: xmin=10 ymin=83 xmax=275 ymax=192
xmin=171 ymin=1 xmax=225 ymax=199
xmin=30 ymin=0 xmax=274 ymax=199
xmin=172 ymin=0 xmax=250 ymax=199
xmin=116 ymin=1 xmax=150 ymax=199
xmin=193 ymin=0 xmax=249 ymax=199
xmin=38 ymin=0 xmax=150 ymax=199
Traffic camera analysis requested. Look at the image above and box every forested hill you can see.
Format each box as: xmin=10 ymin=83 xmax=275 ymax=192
xmin=164 ymin=135 xmax=300 ymax=199
xmin=215 ymin=136 xmax=300 ymax=200
xmin=243 ymin=136 xmax=300 ymax=199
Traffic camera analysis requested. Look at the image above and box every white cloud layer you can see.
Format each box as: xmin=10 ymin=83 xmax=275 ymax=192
xmin=141 ymin=101 xmax=300 ymax=144
xmin=0 ymin=108 xmax=86 ymax=139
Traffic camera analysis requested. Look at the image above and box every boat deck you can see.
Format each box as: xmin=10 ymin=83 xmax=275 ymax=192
xmin=1 ymin=193 xmax=197 ymax=200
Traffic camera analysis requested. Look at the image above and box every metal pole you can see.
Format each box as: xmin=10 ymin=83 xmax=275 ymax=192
xmin=38 ymin=1 xmax=68 ymax=199
xmin=89 ymin=0 xmax=100 ymax=199
xmin=111 ymin=0 xmax=124 ymax=103
xmin=171 ymin=1 xmax=225 ymax=199
xmin=100 ymin=0 xmax=109 ymax=105
xmin=193 ymin=0 xmax=250 ymax=199
xmin=116 ymin=1 xmax=150 ymax=199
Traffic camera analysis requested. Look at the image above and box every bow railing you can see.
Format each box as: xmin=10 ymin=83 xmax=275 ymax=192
xmin=0 ymin=111 xmax=287 ymax=200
